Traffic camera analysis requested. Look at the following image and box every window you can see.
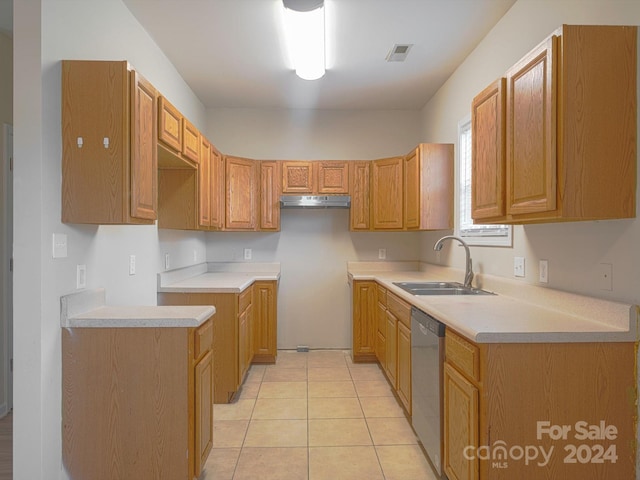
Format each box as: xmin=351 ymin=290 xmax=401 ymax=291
xmin=456 ymin=115 xmax=512 ymax=247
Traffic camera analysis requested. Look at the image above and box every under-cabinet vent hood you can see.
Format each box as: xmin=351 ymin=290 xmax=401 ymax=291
xmin=280 ymin=195 xmax=351 ymax=209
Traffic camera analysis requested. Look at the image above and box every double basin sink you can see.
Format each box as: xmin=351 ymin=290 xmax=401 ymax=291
xmin=393 ymin=281 xmax=494 ymax=296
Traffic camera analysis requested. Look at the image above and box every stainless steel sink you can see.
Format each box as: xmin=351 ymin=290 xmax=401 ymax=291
xmin=393 ymin=281 xmax=494 ymax=296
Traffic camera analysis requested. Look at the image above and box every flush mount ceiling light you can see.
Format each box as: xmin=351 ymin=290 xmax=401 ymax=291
xmin=282 ymin=0 xmax=326 ymax=80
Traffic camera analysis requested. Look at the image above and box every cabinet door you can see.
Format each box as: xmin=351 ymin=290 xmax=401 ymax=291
xmin=403 ymin=148 xmax=420 ymax=229
xmin=194 ymin=350 xmax=213 ymax=476
xmin=372 ymin=157 xmax=403 ymax=229
xmin=349 ymin=161 xmax=370 ymax=230
xmin=210 ymin=147 xmax=225 ymax=230
xmin=253 ymin=281 xmax=277 ymax=362
xmin=352 ymin=281 xmax=377 ymax=362
xmin=375 ymin=301 xmax=386 ymax=365
xmin=397 ymin=321 xmax=411 ymax=415
xmin=182 ymin=118 xmax=200 ymax=165
xmin=506 ymin=35 xmax=557 ymax=216
xmin=443 ymin=362 xmax=479 ymax=480
xmin=385 ymin=311 xmax=398 ymax=388
xmin=260 ymin=161 xmax=281 ymax=231
xmin=317 ymin=161 xmax=349 ymax=194
xmin=226 ymin=156 xmax=258 ymax=230
xmin=198 ymin=138 xmax=211 ymax=228
xmin=158 ymin=96 xmax=182 ymax=153
xmin=130 ymin=69 xmax=158 ymax=221
xmin=238 ymin=306 xmax=248 ymax=383
xmin=282 ymin=161 xmax=315 ymax=193
xmin=472 ymin=78 xmax=506 ymax=221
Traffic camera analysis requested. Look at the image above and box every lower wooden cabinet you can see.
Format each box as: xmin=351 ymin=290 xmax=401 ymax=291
xmin=62 ymin=318 xmax=214 ymax=480
xmin=351 ymin=280 xmax=377 ymax=362
xmin=384 ymin=310 xmax=398 ymax=387
xmin=253 ymin=281 xmax=278 ymax=363
xmin=397 ymin=320 xmax=412 ymax=415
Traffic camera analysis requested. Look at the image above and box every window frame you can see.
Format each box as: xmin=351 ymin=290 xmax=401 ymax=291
xmin=455 ymin=115 xmax=512 ymax=247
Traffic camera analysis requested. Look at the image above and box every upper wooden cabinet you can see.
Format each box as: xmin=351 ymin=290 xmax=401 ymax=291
xmin=349 ymin=161 xmax=371 ymax=230
xmin=157 ymin=95 xmax=199 ymax=168
xmin=472 ymin=25 xmax=637 ymax=224
xmin=317 ymin=161 xmax=349 ymax=194
xmin=282 ymin=161 xmax=315 ymax=193
xmin=371 ymin=156 xmax=404 ymax=229
xmin=198 ymin=138 xmax=212 ymax=228
xmin=226 ymin=156 xmax=258 ymax=230
xmin=62 ymin=60 xmax=157 ymax=225
xmin=260 ymin=161 xmax=281 ymax=231
xmin=404 ymin=144 xmax=454 ymax=230
xmin=210 ymin=146 xmax=225 ymax=230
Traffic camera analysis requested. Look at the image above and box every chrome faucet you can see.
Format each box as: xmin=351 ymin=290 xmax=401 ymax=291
xmin=434 ymin=235 xmax=474 ymax=288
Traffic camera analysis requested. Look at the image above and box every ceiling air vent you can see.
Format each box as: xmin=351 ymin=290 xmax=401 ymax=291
xmin=386 ymin=44 xmax=413 ymax=62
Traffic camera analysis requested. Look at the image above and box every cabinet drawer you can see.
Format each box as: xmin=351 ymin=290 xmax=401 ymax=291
xmin=387 ymin=292 xmax=411 ymax=328
xmin=238 ymin=287 xmax=252 ymax=313
xmin=194 ymin=319 xmax=213 ymax=360
xmin=445 ymin=330 xmax=480 ymax=382
xmin=376 ymin=284 xmax=387 ymax=307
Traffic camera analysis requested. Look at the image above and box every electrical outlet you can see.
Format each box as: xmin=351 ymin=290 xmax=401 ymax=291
xmin=244 ymin=248 xmax=252 ymax=260
xmin=52 ymin=233 xmax=68 ymax=258
xmin=76 ymin=264 xmax=86 ymax=289
xmin=378 ymin=248 xmax=386 ymax=260
xmin=129 ymin=255 xmax=136 ymax=275
xmin=539 ymin=260 xmax=549 ymax=283
xmin=514 ymin=257 xmax=525 ymax=278
xmin=598 ymin=263 xmax=613 ymax=291
xmin=164 ymin=253 xmax=170 ymax=270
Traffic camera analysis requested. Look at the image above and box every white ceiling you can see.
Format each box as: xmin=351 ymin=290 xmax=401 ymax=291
xmin=122 ymin=0 xmax=516 ymax=110
xmin=2 ymin=0 xmax=517 ymax=110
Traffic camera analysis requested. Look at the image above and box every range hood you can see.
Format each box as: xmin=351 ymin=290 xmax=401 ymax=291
xmin=280 ymin=195 xmax=351 ymax=209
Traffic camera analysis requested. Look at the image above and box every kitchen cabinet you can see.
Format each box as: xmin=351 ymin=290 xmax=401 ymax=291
xmin=396 ymin=320 xmax=411 ymax=415
xmin=62 ymin=318 xmax=214 ymax=480
xmin=61 ymin=60 xmax=157 ymax=225
xmin=375 ymin=284 xmax=387 ymax=366
xmin=472 ymin=25 xmax=637 ymax=224
xmin=226 ymin=156 xmax=258 ymax=230
xmin=404 ymin=143 xmax=454 ymax=230
xmin=443 ymin=328 xmax=636 ymax=480
xmin=471 ymin=78 xmax=506 ymax=222
xmin=210 ymin=146 xmax=225 ymax=230
xmin=351 ymin=281 xmax=377 ymax=363
xmin=371 ymin=156 xmax=404 ymax=229
xmin=157 ymin=95 xmax=199 ymax=169
xmin=386 ymin=290 xmax=411 ymax=414
xmin=260 ymin=161 xmax=281 ymax=231
xmin=253 ymin=281 xmax=278 ymax=363
xmin=282 ymin=161 xmax=315 ymax=193
xmin=237 ymin=286 xmax=253 ymax=383
xmin=317 ymin=161 xmax=349 ymax=194
xmin=349 ymin=161 xmax=371 ymax=231
xmin=384 ymin=310 xmax=398 ymax=387
xmin=198 ymin=137 xmax=212 ymax=228
xmin=158 ymin=168 xmax=199 ymax=230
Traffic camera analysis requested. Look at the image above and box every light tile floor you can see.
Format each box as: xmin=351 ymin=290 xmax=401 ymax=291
xmin=201 ymin=350 xmax=437 ymax=480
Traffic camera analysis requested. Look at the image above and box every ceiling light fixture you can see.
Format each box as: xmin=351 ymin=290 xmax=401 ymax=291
xmin=282 ymin=0 xmax=326 ymax=80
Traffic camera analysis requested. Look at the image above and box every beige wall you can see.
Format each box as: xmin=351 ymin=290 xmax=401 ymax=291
xmin=206 ymin=108 xmax=424 ymax=348
xmin=419 ymin=0 xmax=640 ymax=306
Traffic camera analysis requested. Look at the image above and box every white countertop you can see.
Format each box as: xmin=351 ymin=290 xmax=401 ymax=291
xmin=348 ymin=262 xmax=639 ymax=344
xmin=157 ymin=262 xmax=281 ymax=293
xmin=61 ymin=288 xmax=215 ymax=328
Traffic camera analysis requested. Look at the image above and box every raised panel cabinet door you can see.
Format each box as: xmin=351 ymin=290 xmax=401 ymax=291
xmin=158 ymin=96 xmax=182 ymax=152
xmin=260 ymin=161 xmax=281 ymax=231
xmin=403 ymin=148 xmax=419 ymax=229
xmin=130 ymin=70 xmax=158 ymax=221
xmin=253 ymin=281 xmax=277 ymax=362
xmin=472 ymin=78 xmax=506 ymax=221
xmin=210 ymin=147 xmax=225 ymax=230
xmin=194 ymin=350 xmax=213 ymax=477
xmin=198 ymin=138 xmax=212 ymax=228
xmin=349 ymin=161 xmax=370 ymax=230
xmin=372 ymin=157 xmax=403 ymax=229
xmin=352 ymin=281 xmax=377 ymax=362
xmin=317 ymin=161 xmax=349 ymax=194
xmin=182 ymin=118 xmax=200 ymax=165
xmin=282 ymin=161 xmax=315 ymax=193
xmin=226 ymin=156 xmax=258 ymax=230
xmin=397 ymin=321 xmax=411 ymax=415
xmin=443 ymin=362 xmax=479 ymax=480
xmin=506 ymin=35 xmax=557 ymax=216
xmin=385 ymin=311 xmax=398 ymax=388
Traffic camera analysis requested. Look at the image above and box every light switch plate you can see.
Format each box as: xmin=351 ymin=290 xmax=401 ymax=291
xmin=129 ymin=255 xmax=136 ymax=276
xmin=514 ymin=257 xmax=525 ymax=278
xmin=244 ymin=248 xmax=252 ymax=260
xmin=539 ymin=260 xmax=549 ymax=283
xmin=378 ymin=248 xmax=386 ymax=260
xmin=52 ymin=233 xmax=68 ymax=258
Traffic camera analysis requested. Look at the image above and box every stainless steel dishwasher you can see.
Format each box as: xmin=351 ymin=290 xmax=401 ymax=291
xmin=411 ymin=306 xmax=446 ymax=477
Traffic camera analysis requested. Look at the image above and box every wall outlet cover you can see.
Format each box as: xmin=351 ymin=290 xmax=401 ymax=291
xmin=539 ymin=260 xmax=549 ymax=283
xmin=514 ymin=256 xmax=525 ymax=278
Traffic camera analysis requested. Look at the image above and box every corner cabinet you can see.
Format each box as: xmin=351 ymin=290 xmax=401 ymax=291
xmin=62 ymin=60 xmax=157 ymax=225
xmin=62 ymin=318 xmax=214 ymax=480
xmin=472 ymin=25 xmax=637 ymax=224
xmin=443 ymin=328 xmax=637 ymax=480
